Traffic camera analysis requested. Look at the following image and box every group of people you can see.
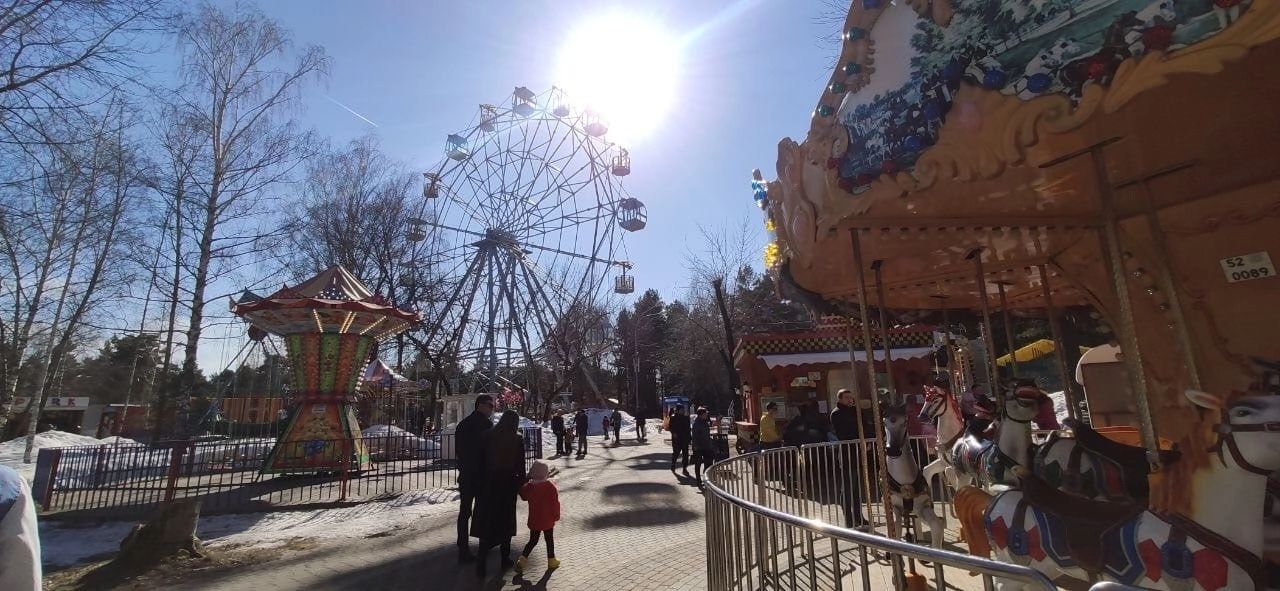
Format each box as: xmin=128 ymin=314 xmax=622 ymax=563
xmin=548 ymin=408 xmax=648 ymax=458
xmin=665 ymin=405 xmax=716 ymax=487
xmin=755 ymin=389 xmax=879 ymax=528
xmin=455 ymin=395 xmax=563 ymax=578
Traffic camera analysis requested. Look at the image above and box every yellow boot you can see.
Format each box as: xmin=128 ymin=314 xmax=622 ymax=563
xmin=515 ymin=556 xmax=527 ymax=573
xmin=547 ymin=557 xmax=561 ymax=569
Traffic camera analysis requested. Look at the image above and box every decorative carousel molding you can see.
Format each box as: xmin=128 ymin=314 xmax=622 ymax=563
xmin=780 ymin=0 xmax=1280 ymax=270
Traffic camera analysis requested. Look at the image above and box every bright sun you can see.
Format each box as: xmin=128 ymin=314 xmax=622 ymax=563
xmin=556 ymin=12 xmax=681 ymax=145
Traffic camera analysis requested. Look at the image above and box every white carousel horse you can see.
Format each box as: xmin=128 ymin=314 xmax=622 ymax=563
xmin=975 ymin=388 xmax=1280 ymax=591
xmin=919 ymin=385 xmax=967 ymax=489
xmin=882 ymin=403 xmax=946 ymax=548
xmin=950 ymin=384 xmax=1041 ymax=491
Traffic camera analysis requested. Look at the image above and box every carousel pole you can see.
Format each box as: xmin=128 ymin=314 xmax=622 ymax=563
xmin=966 ymin=248 xmax=1000 ymax=395
xmin=871 ymin=260 xmax=899 ymax=403
xmin=932 ymin=294 xmax=957 ymax=393
xmin=995 ymin=280 xmax=1019 ymax=378
xmin=850 ymin=229 xmax=899 ymax=543
xmin=1116 ymin=163 xmax=1202 ymax=390
xmin=843 ymin=320 xmax=877 ymax=535
xmin=1084 ymin=142 xmax=1162 ymax=469
xmin=1038 ymin=265 xmax=1079 ymax=421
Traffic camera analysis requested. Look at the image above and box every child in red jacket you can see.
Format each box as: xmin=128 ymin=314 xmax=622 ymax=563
xmin=515 ymin=460 xmax=561 ymax=573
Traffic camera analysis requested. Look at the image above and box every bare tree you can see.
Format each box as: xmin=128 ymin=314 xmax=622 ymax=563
xmin=683 ymin=219 xmax=759 ymax=415
xmin=0 ymin=99 xmax=144 ymax=454
xmin=160 ymin=3 xmax=327 ymax=437
xmin=0 ymin=0 xmax=165 ymax=151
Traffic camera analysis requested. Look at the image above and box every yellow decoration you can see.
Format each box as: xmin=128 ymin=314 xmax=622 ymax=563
xmin=763 ymin=241 xmax=781 ymax=269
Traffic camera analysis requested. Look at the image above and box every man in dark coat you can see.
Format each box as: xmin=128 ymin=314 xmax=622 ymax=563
xmin=550 ymin=412 xmax=567 ymax=456
xmin=573 ymin=409 xmax=589 ymax=457
xmin=830 ymin=388 xmax=874 ymax=528
xmin=610 ymin=408 xmax=622 ymax=443
xmin=455 ymin=394 xmax=494 ymax=562
xmin=668 ymin=405 xmax=692 ymax=476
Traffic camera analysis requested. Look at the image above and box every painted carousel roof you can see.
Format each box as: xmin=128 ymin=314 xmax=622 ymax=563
xmin=762 ymin=0 xmax=1280 ymax=311
xmin=822 ymin=0 xmax=1255 ymax=194
xmin=231 ymin=265 xmax=421 ymax=340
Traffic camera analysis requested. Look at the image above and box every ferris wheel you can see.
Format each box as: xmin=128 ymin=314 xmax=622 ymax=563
xmin=405 ymin=86 xmax=646 ymax=393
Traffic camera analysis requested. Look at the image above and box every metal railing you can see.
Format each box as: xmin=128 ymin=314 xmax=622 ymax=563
xmin=33 ymin=427 xmax=542 ymax=516
xmin=704 ymin=439 xmax=1057 ymax=590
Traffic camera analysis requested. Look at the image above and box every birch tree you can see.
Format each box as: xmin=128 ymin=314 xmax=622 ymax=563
xmin=161 ymin=3 xmax=327 ymax=437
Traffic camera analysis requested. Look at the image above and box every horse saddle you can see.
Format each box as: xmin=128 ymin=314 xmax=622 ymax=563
xmin=1066 ymin=419 xmax=1181 ymax=471
xmin=1015 ymin=469 xmax=1145 ymax=573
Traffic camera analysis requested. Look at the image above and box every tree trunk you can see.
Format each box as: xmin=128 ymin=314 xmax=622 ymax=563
xmin=176 ymin=197 xmax=217 ymax=438
xmin=711 ymin=278 xmax=739 ymax=417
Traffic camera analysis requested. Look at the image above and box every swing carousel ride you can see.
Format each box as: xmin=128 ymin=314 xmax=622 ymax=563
xmin=755 ymin=0 xmax=1280 ymax=588
xmin=231 ymin=266 xmax=421 ymax=473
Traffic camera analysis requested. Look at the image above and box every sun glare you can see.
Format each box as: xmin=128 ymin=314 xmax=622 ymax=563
xmin=556 ymin=12 xmax=682 ymax=145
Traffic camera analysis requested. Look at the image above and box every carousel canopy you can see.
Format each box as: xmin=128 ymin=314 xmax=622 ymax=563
xmin=766 ymin=0 xmax=1280 ymax=313
xmin=231 ymin=265 xmax=421 ymax=341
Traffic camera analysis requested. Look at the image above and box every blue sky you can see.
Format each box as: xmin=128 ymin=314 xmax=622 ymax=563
xmin=249 ymin=0 xmax=836 ymax=299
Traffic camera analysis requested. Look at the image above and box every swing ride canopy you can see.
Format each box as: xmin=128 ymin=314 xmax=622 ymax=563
xmin=232 ymin=265 xmax=421 ymax=339
xmin=760 ymin=0 xmax=1280 ymax=449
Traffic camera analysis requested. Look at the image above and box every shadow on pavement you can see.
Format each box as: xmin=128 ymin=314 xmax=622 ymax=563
xmin=510 ymin=569 xmax=555 ymax=590
xmin=625 ymin=452 xmax=675 ymax=471
xmin=585 ymin=507 xmax=698 ymax=530
xmin=600 ymin=482 xmax=679 ymax=498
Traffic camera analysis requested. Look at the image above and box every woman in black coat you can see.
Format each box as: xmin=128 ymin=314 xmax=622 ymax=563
xmin=470 ymin=410 xmax=526 ymax=577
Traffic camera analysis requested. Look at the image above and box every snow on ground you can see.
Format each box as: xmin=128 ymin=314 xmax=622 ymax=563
xmin=39 ymin=487 xmax=460 ymax=569
xmin=0 ymin=431 xmax=133 ymax=484
xmin=361 ymin=424 xmax=440 ymax=459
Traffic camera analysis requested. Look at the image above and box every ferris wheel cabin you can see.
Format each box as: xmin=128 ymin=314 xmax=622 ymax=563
xmin=422 ymin=172 xmax=441 ymax=198
xmin=512 ymin=86 xmax=536 ymax=118
xmin=445 ymin=134 xmax=470 ymax=161
xmin=478 ymin=104 xmax=498 ymax=132
xmin=612 ymin=149 xmax=630 ymax=177
xmin=618 ymin=198 xmax=646 ymax=232
xmin=614 ymin=268 xmax=635 ymax=295
xmin=584 ymin=111 xmax=608 ymax=138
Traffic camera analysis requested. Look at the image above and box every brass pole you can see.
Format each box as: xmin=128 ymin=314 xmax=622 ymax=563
xmin=1038 ymin=264 xmax=1078 ymax=421
xmin=933 ymin=294 xmax=957 ymax=393
xmin=1138 ymin=181 xmax=1202 ymax=390
xmin=1090 ymin=147 xmax=1161 ymax=470
xmin=844 ymin=320 xmax=876 ymax=530
xmin=872 ymin=260 xmax=899 ymax=404
xmin=995 ymin=280 xmax=1019 ymax=378
xmin=967 ymin=248 xmax=1000 ymax=394
xmin=850 ymin=229 xmax=898 ymax=539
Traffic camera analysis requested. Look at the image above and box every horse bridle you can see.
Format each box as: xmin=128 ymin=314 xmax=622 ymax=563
xmin=1211 ymin=411 xmax=1280 ymax=476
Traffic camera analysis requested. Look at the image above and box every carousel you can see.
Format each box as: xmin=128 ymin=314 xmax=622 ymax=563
xmin=758 ymin=0 xmax=1280 ymax=588
xmin=231 ymin=265 xmax=421 ymax=473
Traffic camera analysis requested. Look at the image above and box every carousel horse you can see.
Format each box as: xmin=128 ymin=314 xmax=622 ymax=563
xmin=964 ymin=387 xmax=1280 ymax=591
xmin=1034 ymin=418 xmax=1179 ymax=503
xmin=950 ymin=383 xmax=1042 ymax=490
xmin=883 ymin=403 xmax=946 ymax=548
xmin=919 ymin=385 xmax=968 ymax=489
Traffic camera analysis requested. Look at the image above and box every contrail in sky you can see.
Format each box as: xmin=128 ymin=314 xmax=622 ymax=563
xmin=326 ymin=95 xmax=379 ymax=127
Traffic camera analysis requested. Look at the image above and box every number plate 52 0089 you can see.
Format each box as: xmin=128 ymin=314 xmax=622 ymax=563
xmin=1219 ymin=251 xmax=1276 ymax=284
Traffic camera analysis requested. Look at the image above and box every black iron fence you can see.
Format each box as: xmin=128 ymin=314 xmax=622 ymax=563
xmin=33 ymin=427 xmax=543 ymax=517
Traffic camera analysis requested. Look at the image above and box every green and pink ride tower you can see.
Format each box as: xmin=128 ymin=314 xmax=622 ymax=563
xmin=231 ymin=265 xmax=421 ymax=473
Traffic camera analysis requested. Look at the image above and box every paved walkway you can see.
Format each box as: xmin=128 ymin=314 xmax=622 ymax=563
xmin=170 ymin=437 xmax=708 ymax=591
